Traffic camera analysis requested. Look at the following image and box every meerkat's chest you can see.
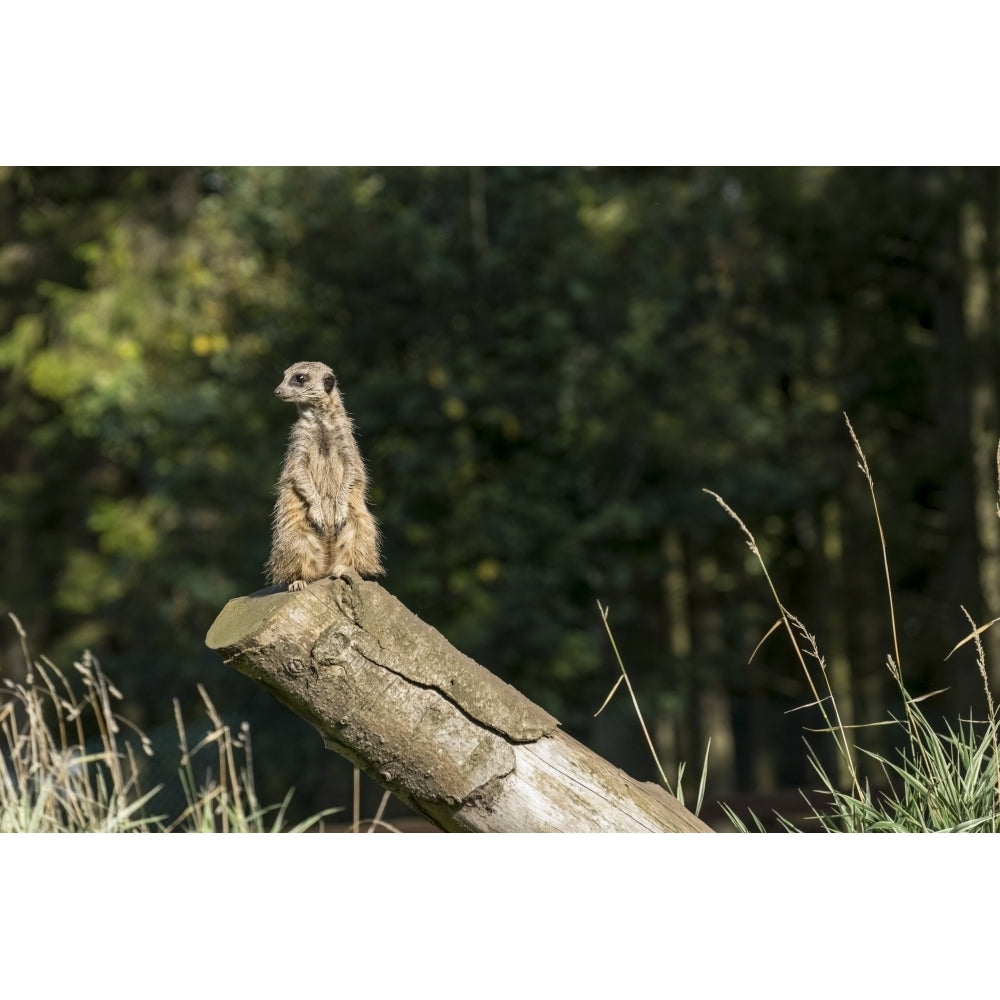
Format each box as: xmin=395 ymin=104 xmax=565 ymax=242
xmin=288 ymin=418 xmax=345 ymax=481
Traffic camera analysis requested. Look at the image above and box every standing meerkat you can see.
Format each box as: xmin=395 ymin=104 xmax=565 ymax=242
xmin=265 ymin=361 xmax=383 ymax=590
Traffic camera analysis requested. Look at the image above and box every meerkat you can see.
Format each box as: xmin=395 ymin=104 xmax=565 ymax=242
xmin=265 ymin=361 xmax=383 ymax=591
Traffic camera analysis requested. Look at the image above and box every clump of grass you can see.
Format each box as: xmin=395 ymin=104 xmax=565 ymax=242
xmin=164 ymin=684 xmax=341 ymax=833
xmin=1 ymin=613 xmax=339 ymax=833
xmin=1 ymin=615 xmax=160 ymax=832
xmin=708 ymin=414 xmax=1000 ymax=832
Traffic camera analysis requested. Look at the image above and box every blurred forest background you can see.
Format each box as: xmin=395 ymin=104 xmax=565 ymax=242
xmin=2 ymin=165 xmax=999 ymax=824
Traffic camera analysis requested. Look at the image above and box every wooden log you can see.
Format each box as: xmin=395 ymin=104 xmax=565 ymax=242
xmin=206 ymin=577 xmax=711 ymax=833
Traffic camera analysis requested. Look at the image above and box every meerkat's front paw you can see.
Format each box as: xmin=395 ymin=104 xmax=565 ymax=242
xmin=333 ymin=504 xmax=347 ymax=535
xmin=288 ymin=579 xmax=309 ymax=592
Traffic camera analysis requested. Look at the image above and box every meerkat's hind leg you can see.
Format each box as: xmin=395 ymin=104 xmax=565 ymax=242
xmin=327 ymin=565 xmax=362 ymax=587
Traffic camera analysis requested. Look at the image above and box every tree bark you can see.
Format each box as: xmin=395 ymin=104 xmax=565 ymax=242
xmin=205 ymin=577 xmax=711 ymax=833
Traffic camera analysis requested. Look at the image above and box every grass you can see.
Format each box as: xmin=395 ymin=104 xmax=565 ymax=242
xmin=705 ymin=414 xmax=1000 ymax=832
xmin=0 ymin=612 xmax=351 ymax=833
xmin=595 ymin=600 xmax=710 ymax=817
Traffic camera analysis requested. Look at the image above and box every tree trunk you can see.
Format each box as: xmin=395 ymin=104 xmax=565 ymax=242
xmin=205 ymin=577 xmax=711 ymax=833
xmin=962 ymin=172 xmax=1000 ymax=688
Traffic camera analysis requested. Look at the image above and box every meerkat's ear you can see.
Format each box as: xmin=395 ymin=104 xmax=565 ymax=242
xmin=324 ymin=373 xmax=336 ymax=394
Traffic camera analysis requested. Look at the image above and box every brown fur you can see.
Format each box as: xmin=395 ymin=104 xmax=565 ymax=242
xmin=265 ymin=361 xmax=383 ymax=590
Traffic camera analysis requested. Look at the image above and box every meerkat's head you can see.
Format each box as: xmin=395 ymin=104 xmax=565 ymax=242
xmin=274 ymin=361 xmax=338 ymax=407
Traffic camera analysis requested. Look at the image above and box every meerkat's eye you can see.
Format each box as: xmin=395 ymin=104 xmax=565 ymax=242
xmin=292 ymin=373 xmax=308 ymax=385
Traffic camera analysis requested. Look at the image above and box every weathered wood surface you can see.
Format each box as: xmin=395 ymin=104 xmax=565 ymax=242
xmin=206 ymin=577 xmax=711 ymax=833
